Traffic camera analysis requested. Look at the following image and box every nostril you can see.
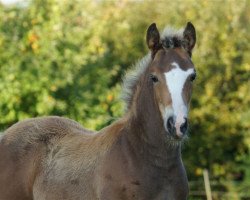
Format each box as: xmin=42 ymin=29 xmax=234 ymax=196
xmin=180 ymin=118 xmax=188 ymax=134
xmin=167 ymin=116 xmax=174 ymax=133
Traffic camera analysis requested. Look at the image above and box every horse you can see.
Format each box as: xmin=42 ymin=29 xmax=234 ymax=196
xmin=0 ymin=22 xmax=196 ymax=200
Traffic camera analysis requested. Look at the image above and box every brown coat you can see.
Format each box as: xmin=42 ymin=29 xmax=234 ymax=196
xmin=0 ymin=112 xmax=188 ymax=200
xmin=0 ymin=22 xmax=196 ymax=200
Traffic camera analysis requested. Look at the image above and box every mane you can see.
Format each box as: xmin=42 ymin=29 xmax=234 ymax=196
xmin=122 ymin=26 xmax=185 ymax=110
xmin=121 ymin=53 xmax=151 ymax=110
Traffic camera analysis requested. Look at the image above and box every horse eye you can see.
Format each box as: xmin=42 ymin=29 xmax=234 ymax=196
xmin=190 ymin=73 xmax=196 ymax=82
xmin=150 ymin=74 xmax=159 ymax=83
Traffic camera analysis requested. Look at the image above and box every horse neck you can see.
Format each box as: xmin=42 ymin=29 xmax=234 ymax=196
xmin=125 ymin=73 xmax=181 ymax=167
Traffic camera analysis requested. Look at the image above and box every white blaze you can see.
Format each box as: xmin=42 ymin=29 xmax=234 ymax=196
xmin=164 ymin=62 xmax=194 ymax=136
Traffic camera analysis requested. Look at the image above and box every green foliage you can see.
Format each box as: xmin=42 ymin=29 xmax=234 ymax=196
xmin=0 ymin=0 xmax=249 ymax=197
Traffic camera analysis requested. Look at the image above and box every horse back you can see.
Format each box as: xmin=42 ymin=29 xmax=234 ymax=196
xmin=0 ymin=116 xmax=94 ymax=200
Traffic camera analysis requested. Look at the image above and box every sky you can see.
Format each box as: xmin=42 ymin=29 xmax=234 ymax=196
xmin=0 ymin=0 xmax=24 ymax=5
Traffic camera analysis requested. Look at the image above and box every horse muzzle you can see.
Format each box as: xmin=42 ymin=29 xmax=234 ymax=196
xmin=166 ymin=116 xmax=188 ymax=139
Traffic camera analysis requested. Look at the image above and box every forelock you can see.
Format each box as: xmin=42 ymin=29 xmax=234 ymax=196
xmin=161 ymin=26 xmax=184 ymax=49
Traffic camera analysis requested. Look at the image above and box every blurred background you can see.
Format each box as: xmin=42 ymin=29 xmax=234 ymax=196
xmin=0 ymin=0 xmax=249 ymax=199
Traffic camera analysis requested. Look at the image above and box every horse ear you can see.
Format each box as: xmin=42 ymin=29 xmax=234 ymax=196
xmin=183 ymin=22 xmax=196 ymax=56
xmin=146 ymin=23 xmax=161 ymax=53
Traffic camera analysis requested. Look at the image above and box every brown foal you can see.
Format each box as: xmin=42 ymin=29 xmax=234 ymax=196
xmin=0 ymin=22 xmax=196 ymax=200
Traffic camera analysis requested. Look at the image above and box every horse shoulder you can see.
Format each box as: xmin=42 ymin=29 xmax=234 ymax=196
xmin=32 ymin=118 xmax=127 ymax=199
